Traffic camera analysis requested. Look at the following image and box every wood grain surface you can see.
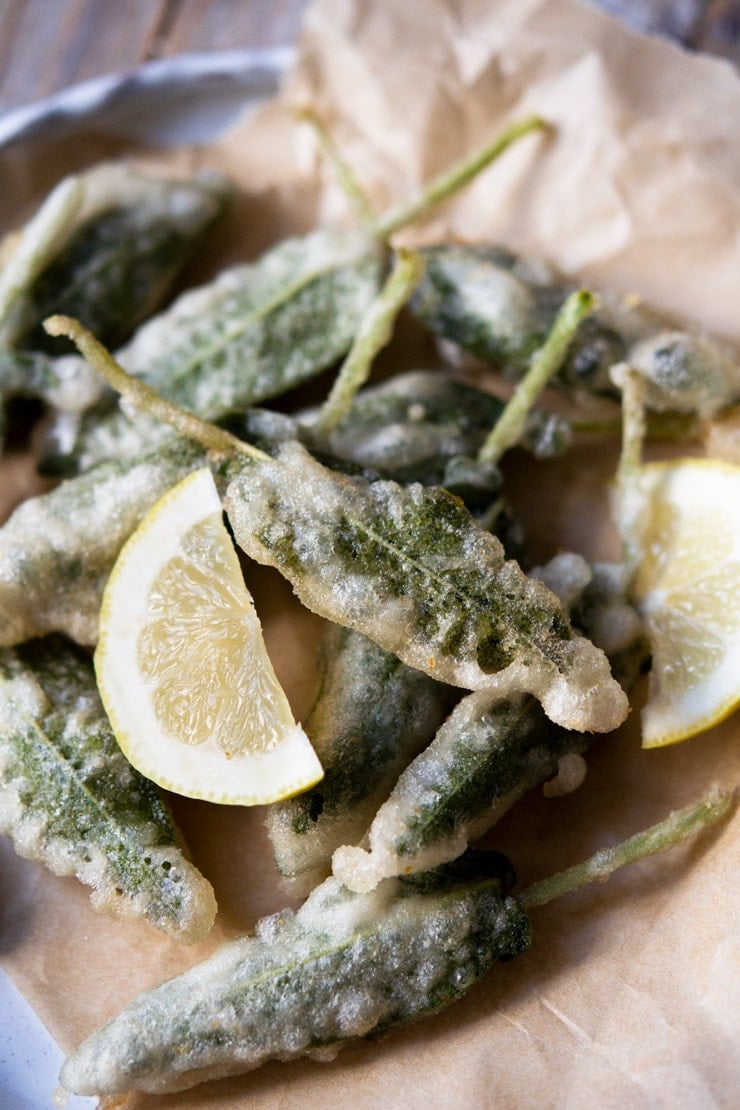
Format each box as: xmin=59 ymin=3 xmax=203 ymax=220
xmin=0 ymin=1 xmax=738 ymax=118
xmin=0 ymin=0 xmax=310 ymax=115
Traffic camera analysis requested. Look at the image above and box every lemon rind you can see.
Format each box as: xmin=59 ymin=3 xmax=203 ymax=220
xmin=113 ymin=720 xmax=324 ymax=805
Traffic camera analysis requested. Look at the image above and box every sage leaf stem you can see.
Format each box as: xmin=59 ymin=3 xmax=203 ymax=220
xmin=377 ymin=114 xmax=550 ymax=239
xmin=314 ymin=249 xmax=425 ymax=435
xmin=43 ymin=315 xmax=264 ymax=462
xmin=612 ymin=364 xmax=649 ymax=580
xmin=296 ymin=106 xmax=380 ymax=231
xmin=478 ymin=290 xmax=595 ymax=465
xmin=519 ymin=785 xmax=734 ymax=909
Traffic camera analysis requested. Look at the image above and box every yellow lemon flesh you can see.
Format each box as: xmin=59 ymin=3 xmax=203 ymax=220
xmin=631 ymin=458 xmax=740 ymax=748
xmin=95 ymin=468 xmax=323 ymax=804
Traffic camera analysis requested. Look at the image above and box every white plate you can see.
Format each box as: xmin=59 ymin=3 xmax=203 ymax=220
xmin=0 ymin=47 xmax=290 ymax=150
xmin=0 ymin=49 xmax=285 ymax=1110
xmin=0 ymin=973 xmax=95 ymax=1110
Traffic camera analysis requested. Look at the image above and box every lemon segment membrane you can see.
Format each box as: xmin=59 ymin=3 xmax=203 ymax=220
xmin=95 ymin=467 xmax=323 ymax=804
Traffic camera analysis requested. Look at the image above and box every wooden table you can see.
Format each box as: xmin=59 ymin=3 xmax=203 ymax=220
xmin=0 ymin=0 xmax=738 ymax=118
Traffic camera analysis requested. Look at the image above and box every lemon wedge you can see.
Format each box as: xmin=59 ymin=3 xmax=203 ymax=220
xmin=630 ymin=457 xmax=740 ymax=747
xmin=95 ymin=467 xmax=323 ymax=804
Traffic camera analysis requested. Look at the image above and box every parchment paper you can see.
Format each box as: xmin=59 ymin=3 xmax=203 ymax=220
xmin=1 ymin=1 xmax=739 ymax=1107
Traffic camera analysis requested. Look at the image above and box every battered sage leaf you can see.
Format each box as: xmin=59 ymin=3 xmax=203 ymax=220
xmin=61 ymin=852 xmax=529 ymax=1096
xmin=42 ymin=228 xmax=384 ymax=474
xmin=301 ymin=367 xmax=570 ymax=476
xmin=0 ymin=636 xmax=216 ymax=942
xmin=411 ymin=243 xmax=740 ymax=416
xmin=0 ymin=438 xmax=206 ymax=647
xmin=299 ymin=369 xmax=505 ymax=487
xmin=226 ymin=374 xmax=515 ymax=540
xmin=0 ymin=163 xmax=230 ymax=352
xmin=224 ymin=440 xmax=629 ymax=732
xmin=0 ymin=165 xmax=229 ymax=452
xmin=266 ymin=625 xmax=455 ymax=881
xmin=410 ymin=243 xmax=646 ymax=388
xmin=333 ymin=692 xmax=571 ymax=892
xmin=60 ymin=786 xmax=731 ymax=1097
xmin=0 ymin=348 xmax=101 ymax=450
xmin=620 ymin=329 xmax=740 ymax=418
xmin=333 ymin=557 xmax=648 ymax=893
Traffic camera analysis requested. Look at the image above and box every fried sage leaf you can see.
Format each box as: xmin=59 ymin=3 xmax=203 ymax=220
xmin=333 ymin=691 xmax=570 ymax=892
xmin=621 ymin=329 xmax=740 ymax=419
xmin=300 ymin=369 xmax=505 ymax=486
xmin=225 ymin=441 xmax=628 ymax=732
xmin=0 ymin=637 xmax=216 ymax=941
xmin=0 ymin=165 xmax=229 ymax=453
xmin=0 ymin=348 xmax=101 ymax=450
xmin=410 ymin=243 xmax=650 ymax=388
xmin=43 ymin=228 xmax=384 ymax=474
xmin=229 ymin=374 xmax=517 ymax=540
xmin=302 ymin=367 xmax=571 ymax=477
xmin=411 ymin=244 xmax=740 ymax=415
xmin=0 ymin=438 xmax=206 ymax=647
xmin=0 ymin=163 xmax=230 ymax=353
xmin=61 ymin=853 xmax=529 ymax=1096
xmin=266 ymin=625 xmax=455 ymax=881
xmin=333 ymin=558 xmax=648 ymax=893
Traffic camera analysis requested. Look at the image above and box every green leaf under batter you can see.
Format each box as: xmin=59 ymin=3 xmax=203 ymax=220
xmin=225 ymin=441 xmax=628 ymax=733
xmin=0 ymin=636 xmax=216 ymax=941
xmin=42 ymin=227 xmax=384 ymax=474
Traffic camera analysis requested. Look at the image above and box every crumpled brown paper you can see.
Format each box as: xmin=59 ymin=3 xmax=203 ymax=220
xmin=1 ymin=1 xmax=739 ymax=1107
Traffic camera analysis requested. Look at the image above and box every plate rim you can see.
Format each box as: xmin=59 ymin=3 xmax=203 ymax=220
xmin=0 ymin=45 xmax=293 ymax=150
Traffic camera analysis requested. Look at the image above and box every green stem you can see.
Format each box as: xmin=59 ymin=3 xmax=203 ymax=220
xmin=43 ymin=315 xmax=267 ymax=462
xmin=478 ymin=290 xmax=595 ymax=465
xmin=617 ymin=367 xmax=648 ymax=487
xmin=570 ymin=412 xmax=699 ymax=442
xmin=520 ymin=786 xmax=733 ymax=910
xmin=613 ymin=365 xmax=649 ymax=580
xmin=296 ymin=108 xmax=379 ymax=232
xmin=314 ymin=249 xmax=426 ymax=436
xmin=377 ymin=114 xmax=550 ymax=239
